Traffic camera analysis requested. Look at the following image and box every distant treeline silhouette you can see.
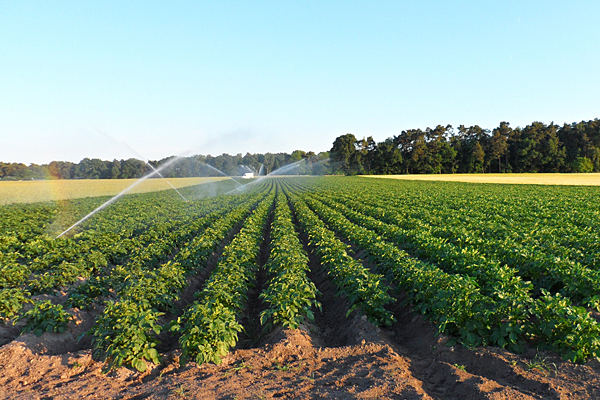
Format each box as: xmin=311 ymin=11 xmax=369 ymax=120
xmin=3 ymin=119 xmax=599 ymax=180
xmin=329 ymin=119 xmax=600 ymax=175
xmin=0 ymin=151 xmax=329 ymax=180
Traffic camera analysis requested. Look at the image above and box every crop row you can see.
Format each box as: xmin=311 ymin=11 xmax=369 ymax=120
xmin=88 ymin=184 xmax=274 ymax=371
xmin=260 ymin=191 xmax=320 ymax=329
xmin=300 ymin=178 xmax=600 ymax=307
xmin=173 ymin=192 xmax=274 ymax=366
xmin=0 ymin=196 xmax=246 ymax=321
xmin=293 ymin=184 xmax=600 ymax=362
xmin=287 ymin=190 xmax=395 ymax=327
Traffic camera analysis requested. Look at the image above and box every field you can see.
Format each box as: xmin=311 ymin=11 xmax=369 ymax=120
xmin=0 ymin=177 xmax=228 ymax=205
xmin=365 ymin=172 xmax=600 ymax=186
xmin=1 ymin=176 xmax=600 ymax=399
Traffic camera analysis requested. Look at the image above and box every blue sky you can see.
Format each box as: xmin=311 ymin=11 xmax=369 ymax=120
xmin=2 ymin=1 xmax=599 ymax=164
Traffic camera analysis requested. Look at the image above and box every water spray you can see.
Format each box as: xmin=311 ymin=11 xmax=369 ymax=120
xmin=56 ymin=155 xmax=184 ymax=238
xmin=225 ymin=159 xmax=306 ymax=195
xmin=200 ymin=163 xmax=244 ymax=187
xmin=96 ymin=130 xmax=189 ymax=201
xmin=145 ymin=163 xmax=188 ymax=201
xmin=268 ymin=159 xmax=305 ymax=175
xmin=120 ymin=143 xmax=189 ymax=202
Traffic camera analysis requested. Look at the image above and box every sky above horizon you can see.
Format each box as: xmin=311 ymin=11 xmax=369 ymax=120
xmin=2 ymin=1 xmax=600 ymax=164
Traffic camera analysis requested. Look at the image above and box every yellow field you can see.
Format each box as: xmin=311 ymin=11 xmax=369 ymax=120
xmin=0 ymin=177 xmax=228 ymax=205
xmin=364 ymin=173 xmax=600 ymax=186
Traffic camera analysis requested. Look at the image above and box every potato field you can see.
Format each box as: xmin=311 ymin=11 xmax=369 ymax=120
xmin=1 ymin=176 xmax=600 ymax=399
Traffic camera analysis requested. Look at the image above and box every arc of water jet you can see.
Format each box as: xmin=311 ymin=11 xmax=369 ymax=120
xmin=305 ymin=157 xmax=331 ymax=175
xmin=95 ymin=130 xmax=189 ymax=201
xmin=201 ymin=163 xmax=244 ymax=187
xmin=225 ymin=172 xmax=267 ymax=194
xmin=56 ymin=156 xmax=184 ymax=238
xmin=116 ymin=136 xmax=242 ymax=194
xmin=225 ymin=160 xmax=304 ymax=195
xmin=120 ymin=143 xmax=189 ymax=202
xmin=225 ymin=177 xmax=264 ymax=194
xmin=268 ymin=159 xmax=305 ymax=175
xmin=147 ymin=166 xmax=189 ymax=201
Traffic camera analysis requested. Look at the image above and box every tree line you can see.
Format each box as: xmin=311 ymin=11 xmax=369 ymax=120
xmin=329 ymin=119 xmax=600 ymax=175
xmin=0 ymin=151 xmax=330 ymax=180
xmin=3 ymin=118 xmax=599 ymax=180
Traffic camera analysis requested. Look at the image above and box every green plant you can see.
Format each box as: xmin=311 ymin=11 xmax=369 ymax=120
xmin=89 ymin=300 xmax=162 ymax=372
xmin=224 ymin=361 xmax=253 ymax=376
xmin=531 ymin=289 xmax=600 ymax=363
xmin=174 ymin=301 xmax=243 ymax=366
xmin=272 ymin=361 xmax=300 ymax=372
xmin=19 ymin=300 xmax=73 ymax=336
xmin=174 ymin=195 xmax=274 ymax=366
xmin=523 ymin=353 xmax=557 ymax=374
xmin=0 ymin=263 xmax=30 ymax=288
xmin=65 ymin=276 xmax=110 ymax=310
xmin=260 ymin=193 xmax=321 ymax=330
xmin=0 ymin=288 xmax=30 ymax=321
xmin=587 ymin=295 xmax=600 ymax=312
xmin=172 ymin=384 xmax=189 ymax=398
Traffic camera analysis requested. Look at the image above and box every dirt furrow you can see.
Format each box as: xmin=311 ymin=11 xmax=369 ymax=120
xmin=236 ymin=198 xmax=275 ymax=349
xmin=348 ymin=243 xmax=588 ymax=400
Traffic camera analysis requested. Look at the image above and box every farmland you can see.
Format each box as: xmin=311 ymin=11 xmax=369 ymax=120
xmin=365 ymin=173 xmax=600 ymax=186
xmin=0 ymin=177 xmax=228 ymax=205
xmin=1 ymin=176 xmax=600 ymax=399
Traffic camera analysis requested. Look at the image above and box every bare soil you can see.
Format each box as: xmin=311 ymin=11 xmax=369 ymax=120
xmin=1 ymin=298 xmax=600 ymax=400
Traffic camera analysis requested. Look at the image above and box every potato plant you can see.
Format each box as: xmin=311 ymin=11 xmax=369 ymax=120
xmin=2 ymin=175 xmax=600 ymax=369
xmin=260 ymin=193 xmax=321 ymax=329
xmin=89 ymin=300 xmax=162 ymax=372
xmin=289 ymin=194 xmax=395 ymax=327
xmin=19 ymin=300 xmax=73 ymax=337
xmin=174 ymin=194 xmax=274 ymax=366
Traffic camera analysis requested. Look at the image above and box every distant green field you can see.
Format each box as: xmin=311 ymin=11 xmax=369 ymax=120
xmin=364 ymin=173 xmax=600 ymax=185
xmin=0 ymin=177 xmax=228 ymax=204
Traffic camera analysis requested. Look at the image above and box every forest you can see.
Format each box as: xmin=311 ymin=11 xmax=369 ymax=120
xmin=2 ymin=118 xmax=600 ymax=180
xmin=330 ymin=119 xmax=600 ymax=175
